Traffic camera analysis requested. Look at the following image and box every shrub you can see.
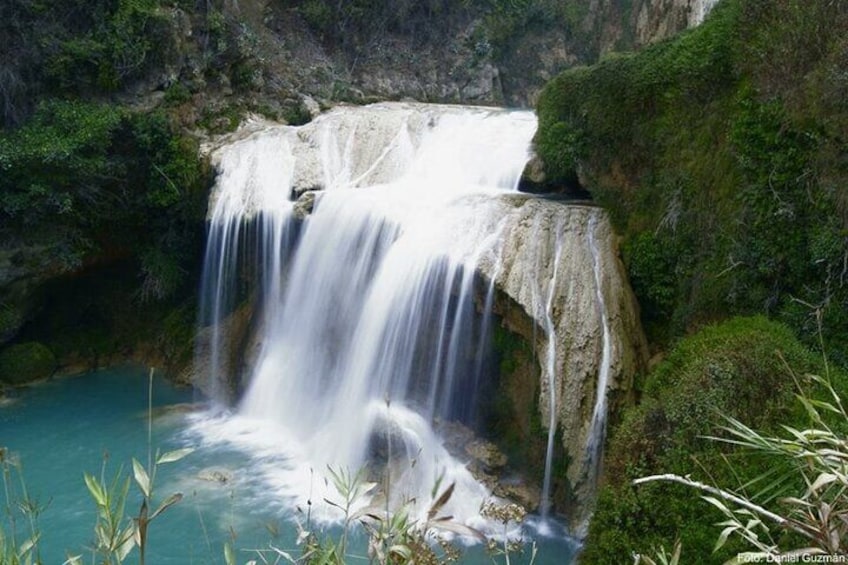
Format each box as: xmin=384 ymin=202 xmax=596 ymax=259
xmin=580 ymin=316 xmax=843 ymax=563
xmin=0 ymin=99 xmax=209 ymax=301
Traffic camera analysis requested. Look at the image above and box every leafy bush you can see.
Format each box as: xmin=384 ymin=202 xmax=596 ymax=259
xmin=36 ymin=0 xmax=172 ymax=94
xmin=580 ymin=316 xmax=843 ymax=563
xmin=0 ymin=100 xmax=209 ymax=301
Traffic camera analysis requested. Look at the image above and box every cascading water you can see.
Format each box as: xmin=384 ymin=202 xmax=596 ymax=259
xmin=192 ymin=102 xmax=644 ymax=539
xmin=584 ymin=214 xmax=612 ymax=490
xmin=196 ymin=104 xmax=540 ymax=528
xmin=535 ymin=217 xmax=565 ymax=519
xmin=689 ymin=0 xmax=720 ymax=26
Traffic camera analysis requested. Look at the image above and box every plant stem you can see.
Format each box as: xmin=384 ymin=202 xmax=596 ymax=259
xmin=633 ymin=474 xmax=814 ymax=540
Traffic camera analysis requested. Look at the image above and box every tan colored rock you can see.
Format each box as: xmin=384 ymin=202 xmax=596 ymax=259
xmin=476 ymin=197 xmax=649 ymax=530
xmin=465 ymin=440 xmax=508 ymax=471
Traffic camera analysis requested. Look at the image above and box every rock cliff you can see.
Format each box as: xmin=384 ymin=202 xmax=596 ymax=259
xmin=476 ymin=196 xmax=648 ymax=529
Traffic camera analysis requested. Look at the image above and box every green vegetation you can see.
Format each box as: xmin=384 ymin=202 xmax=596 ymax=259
xmin=535 ymin=2 xmax=848 ymax=560
xmin=535 ymin=0 xmax=848 ymax=357
xmin=0 ymin=343 xmax=57 ymax=385
xmin=0 ymin=99 xmax=208 ymax=297
xmin=581 ymin=316 xmax=844 ymax=563
xmin=1 ymin=0 xmax=270 ymax=128
xmin=634 ymin=359 xmax=848 ymax=561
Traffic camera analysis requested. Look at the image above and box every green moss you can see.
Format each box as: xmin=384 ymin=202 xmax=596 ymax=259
xmin=535 ymin=0 xmax=848 ymax=357
xmin=0 ymin=342 xmax=57 ymax=385
xmin=486 ymin=319 xmax=576 ymax=509
xmin=580 ymin=316 xmax=843 ymax=563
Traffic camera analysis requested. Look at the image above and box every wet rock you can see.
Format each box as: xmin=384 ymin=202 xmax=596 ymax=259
xmin=494 ymin=479 xmax=542 ymax=514
xmin=465 ymin=440 xmax=508 ymax=472
xmin=476 ymin=198 xmax=649 ymax=529
xmin=197 ymin=467 xmax=234 ymax=484
xmin=292 ymin=191 xmax=317 ymax=220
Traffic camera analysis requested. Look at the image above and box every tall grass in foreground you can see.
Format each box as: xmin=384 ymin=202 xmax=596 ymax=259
xmin=232 ymin=466 xmax=535 ymax=565
xmin=0 ymin=448 xmax=42 ymax=565
xmin=634 ymin=353 xmax=848 ymax=563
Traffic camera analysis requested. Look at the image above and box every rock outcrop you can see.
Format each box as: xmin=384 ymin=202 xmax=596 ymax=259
xmin=473 ymin=196 xmax=648 ymax=529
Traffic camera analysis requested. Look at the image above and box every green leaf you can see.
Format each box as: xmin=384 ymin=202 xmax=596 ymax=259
xmin=84 ymin=472 xmax=107 ymax=507
xmin=18 ymin=534 xmax=39 ymax=556
xmin=132 ymin=458 xmax=151 ymax=498
xmin=388 ymin=544 xmax=413 ymax=560
xmin=156 ymin=447 xmax=194 ymax=465
xmin=224 ymin=541 xmax=235 ymax=565
xmin=427 ymin=482 xmax=455 ymax=520
xmin=150 ymin=492 xmax=183 ymax=521
xmin=714 ymin=525 xmax=737 ymax=552
xmin=117 ymin=524 xmax=136 ymax=560
xmin=807 ymin=472 xmax=838 ymax=495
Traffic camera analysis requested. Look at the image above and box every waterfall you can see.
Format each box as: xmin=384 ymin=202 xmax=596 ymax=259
xmin=584 ymin=213 xmax=612 ymax=490
xmin=537 ymin=217 xmax=565 ymax=519
xmin=197 ymin=103 xmax=539 ymax=527
xmin=689 ymin=0 xmax=720 ymax=26
xmin=193 ymin=102 xmax=643 ymax=534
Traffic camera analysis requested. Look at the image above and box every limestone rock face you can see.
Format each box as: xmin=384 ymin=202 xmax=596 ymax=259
xmin=476 ymin=197 xmax=648 ymax=530
xmin=632 ymin=0 xmax=720 ymax=45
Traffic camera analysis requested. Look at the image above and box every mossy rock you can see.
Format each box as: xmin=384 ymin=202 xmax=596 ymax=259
xmin=0 ymin=342 xmax=57 ymax=385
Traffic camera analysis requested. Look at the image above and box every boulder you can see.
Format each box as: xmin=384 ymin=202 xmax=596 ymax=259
xmin=0 ymin=342 xmax=57 ymax=385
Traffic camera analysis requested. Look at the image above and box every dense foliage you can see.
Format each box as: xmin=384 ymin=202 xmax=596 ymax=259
xmin=0 ymin=0 xmax=271 ymax=129
xmin=0 ymin=100 xmax=208 ymax=300
xmin=581 ymin=316 xmax=845 ymax=563
xmin=536 ymin=0 xmax=848 ymax=358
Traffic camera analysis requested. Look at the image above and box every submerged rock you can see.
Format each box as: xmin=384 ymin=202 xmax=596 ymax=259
xmin=197 ymin=467 xmax=234 ymax=485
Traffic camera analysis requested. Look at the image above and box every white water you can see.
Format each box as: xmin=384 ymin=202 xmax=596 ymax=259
xmin=197 ymin=103 xmax=540 ymax=530
xmin=689 ymin=0 xmax=720 ymax=26
xmin=536 ymin=217 xmax=565 ymax=519
xmin=584 ymin=214 xmax=612 ymax=489
xmin=194 ymin=102 xmax=625 ymax=542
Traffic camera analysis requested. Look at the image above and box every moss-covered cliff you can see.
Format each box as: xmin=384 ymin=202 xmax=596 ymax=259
xmin=0 ymin=100 xmax=210 ymax=380
xmin=535 ymin=0 xmax=848 ymax=559
xmin=536 ymin=0 xmax=848 ymax=360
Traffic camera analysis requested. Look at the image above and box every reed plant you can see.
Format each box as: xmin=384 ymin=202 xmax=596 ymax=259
xmin=634 ymin=349 xmax=848 ymax=563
